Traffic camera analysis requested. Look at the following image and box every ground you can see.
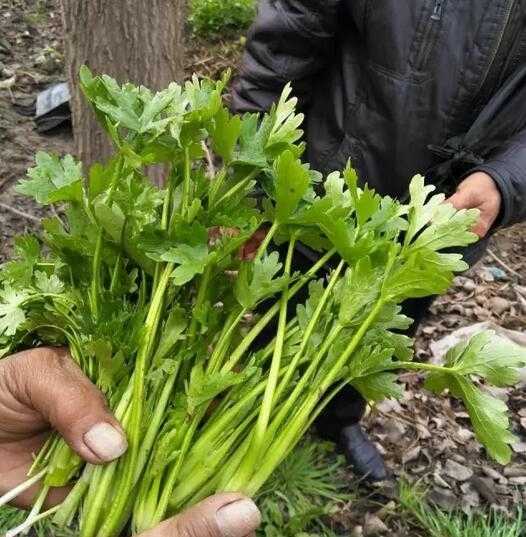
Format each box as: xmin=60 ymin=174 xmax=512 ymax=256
xmin=0 ymin=1 xmax=525 ymax=535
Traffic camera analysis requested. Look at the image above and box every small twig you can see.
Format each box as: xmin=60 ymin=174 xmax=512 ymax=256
xmin=50 ymin=204 xmax=66 ymax=227
xmin=513 ymin=285 xmax=526 ymax=312
xmin=0 ymin=75 xmax=16 ymax=90
xmin=0 ymin=201 xmax=40 ymax=223
xmin=487 ymin=249 xmax=522 ymax=280
xmin=376 ymin=408 xmax=416 ymax=429
xmin=201 ymin=141 xmax=216 ymax=179
xmin=17 ymin=70 xmax=40 ymax=82
xmin=190 ymin=56 xmax=213 ymax=67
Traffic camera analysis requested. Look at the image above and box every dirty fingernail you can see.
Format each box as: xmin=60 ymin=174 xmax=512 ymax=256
xmin=84 ymin=422 xmax=128 ymax=461
xmin=216 ymin=499 xmax=261 ymax=537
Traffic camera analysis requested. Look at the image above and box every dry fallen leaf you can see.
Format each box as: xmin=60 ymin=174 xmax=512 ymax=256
xmin=363 ymin=514 xmax=389 ymax=536
xmin=402 ymin=445 xmax=421 ymax=465
xmin=0 ymin=74 xmax=16 ymax=89
xmin=444 ymin=459 xmax=474 ymax=482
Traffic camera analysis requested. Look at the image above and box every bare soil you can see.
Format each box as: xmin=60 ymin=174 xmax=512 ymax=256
xmin=1 ymin=1 xmax=525 ymax=534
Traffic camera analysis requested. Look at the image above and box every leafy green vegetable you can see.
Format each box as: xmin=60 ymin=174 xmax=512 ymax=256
xmin=17 ymin=153 xmax=82 ymax=205
xmin=424 ymin=332 xmax=526 ymax=463
xmin=1 ymin=69 xmax=523 ymax=537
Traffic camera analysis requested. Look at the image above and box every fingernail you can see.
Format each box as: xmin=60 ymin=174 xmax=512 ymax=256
xmin=84 ymin=423 xmax=128 ymax=461
xmin=216 ymin=499 xmax=261 ymax=537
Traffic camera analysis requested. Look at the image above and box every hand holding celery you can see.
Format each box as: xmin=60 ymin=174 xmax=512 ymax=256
xmin=0 ymin=69 xmax=524 ymax=537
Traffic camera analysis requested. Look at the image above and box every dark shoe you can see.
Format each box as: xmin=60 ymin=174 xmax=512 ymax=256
xmin=340 ymin=424 xmax=388 ymax=482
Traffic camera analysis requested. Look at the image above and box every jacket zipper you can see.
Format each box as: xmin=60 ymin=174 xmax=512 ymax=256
xmin=414 ymin=0 xmax=447 ymax=70
xmin=431 ymin=0 xmax=443 ymax=21
xmin=477 ymin=0 xmax=515 ymax=95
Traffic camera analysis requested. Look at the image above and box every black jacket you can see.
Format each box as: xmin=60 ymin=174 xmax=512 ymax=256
xmin=232 ymin=0 xmax=526 ymax=228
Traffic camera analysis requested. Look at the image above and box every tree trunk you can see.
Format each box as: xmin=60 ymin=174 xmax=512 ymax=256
xmin=61 ymin=1 xmax=185 ymax=172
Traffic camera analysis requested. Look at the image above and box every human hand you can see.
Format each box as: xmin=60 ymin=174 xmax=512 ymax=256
xmin=445 ymin=172 xmax=502 ymax=238
xmin=140 ymin=493 xmax=261 ymax=537
xmin=0 ymin=347 xmax=128 ymax=508
xmin=239 ymin=228 xmax=268 ymax=260
xmin=0 ymin=348 xmax=261 ymax=536
xmin=209 ymin=226 xmax=268 ymax=261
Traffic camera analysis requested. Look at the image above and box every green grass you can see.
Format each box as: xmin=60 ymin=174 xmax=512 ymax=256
xmin=0 ymin=504 xmax=76 ymax=537
xmin=256 ymin=440 xmax=352 ymax=536
xmin=399 ymin=480 xmax=525 ymax=537
xmin=24 ymin=0 xmax=48 ymax=26
xmin=189 ymin=0 xmax=256 ymax=38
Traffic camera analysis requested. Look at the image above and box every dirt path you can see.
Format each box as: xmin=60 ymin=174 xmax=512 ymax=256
xmin=1 ymin=1 xmax=525 ymax=534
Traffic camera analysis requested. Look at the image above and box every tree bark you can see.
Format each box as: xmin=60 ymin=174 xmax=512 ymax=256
xmin=61 ymin=1 xmax=185 ymax=171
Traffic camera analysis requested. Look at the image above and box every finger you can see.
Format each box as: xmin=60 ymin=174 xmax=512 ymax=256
xmin=140 ymin=493 xmax=261 ymax=537
xmin=0 ymin=450 xmax=71 ymax=509
xmin=471 ymin=206 xmax=495 ymax=238
xmin=445 ymin=193 xmax=493 ymax=238
xmin=445 ymin=190 xmax=474 ymax=211
xmin=239 ymin=228 xmax=268 ymax=261
xmin=4 ymin=348 xmax=127 ymax=464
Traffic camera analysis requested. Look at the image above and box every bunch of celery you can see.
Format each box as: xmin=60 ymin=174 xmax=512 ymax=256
xmin=0 ymin=69 xmax=524 ymax=537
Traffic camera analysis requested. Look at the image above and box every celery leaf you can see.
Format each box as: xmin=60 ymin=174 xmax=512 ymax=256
xmin=17 ymin=152 xmax=83 ymax=205
xmin=425 ymin=332 xmax=526 ymax=464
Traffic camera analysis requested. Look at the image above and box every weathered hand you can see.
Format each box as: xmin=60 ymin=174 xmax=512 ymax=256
xmin=0 ymin=348 xmax=261 ymax=536
xmin=0 ymin=347 xmax=127 ymax=508
xmin=239 ymin=228 xmax=268 ymax=260
xmin=445 ymin=172 xmax=502 ymax=238
xmin=141 ymin=494 xmax=261 ymax=537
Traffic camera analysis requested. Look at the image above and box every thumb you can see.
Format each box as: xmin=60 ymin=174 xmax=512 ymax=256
xmin=140 ymin=494 xmax=261 ymax=537
xmin=4 ymin=347 xmax=127 ymax=464
xmin=445 ymin=189 xmax=474 ymax=211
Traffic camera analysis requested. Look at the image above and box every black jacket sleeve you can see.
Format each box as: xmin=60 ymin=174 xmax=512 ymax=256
xmin=470 ymin=128 xmax=526 ymax=227
xmin=231 ymin=0 xmax=341 ymax=114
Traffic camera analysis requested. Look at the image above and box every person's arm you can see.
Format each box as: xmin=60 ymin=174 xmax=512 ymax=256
xmin=231 ymin=0 xmax=341 ymax=113
xmin=446 ymin=128 xmax=526 ymax=237
xmin=468 ymin=128 xmax=526 ymax=228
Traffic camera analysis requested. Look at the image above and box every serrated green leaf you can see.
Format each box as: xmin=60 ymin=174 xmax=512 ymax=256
xmin=17 ymin=152 xmax=83 ymax=205
xmin=352 ymin=372 xmax=403 ymax=402
xmin=210 ymin=107 xmax=242 ymax=163
xmin=273 ymin=150 xmax=310 ymax=223
xmin=339 ymin=257 xmax=382 ymax=325
xmin=235 ymin=113 xmax=269 ymax=168
xmin=0 ymin=235 xmax=40 ymax=287
xmin=444 ymin=331 xmax=526 ymax=387
xmin=138 ymin=83 xmax=181 ymax=135
xmin=424 ymin=332 xmax=526 ymax=464
xmin=404 ymin=175 xmax=444 ymax=245
xmin=235 ymin=252 xmax=289 ymax=308
xmin=355 ymin=184 xmax=381 ymax=227
xmin=411 ymin=202 xmax=479 ymax=252
xmin=163 ymin=243 xmax=210 ymax=286
xmin=94 ymin=200 xmax=126 ymax=243
xmin=323 ymin=171 xmax=352 ymax=208
xmin=187 ymin=363 xmax=257 ymax=414
xmin=384 ymin=248 xmax=459 ymax=301
xmin=34 ymin=271 xmax=64 ymax=294
xmin=184 ymin=74 xmax=225 ymax=124
xmin=425 ymin=372 xmax=517 ymax=464
xmin=266 ymin=83 xmax=304 ymax=151
xmin=154 ymin=307 xmax=188 ymax=362
xmin=0 ymin=287 xmax=29 ymax=336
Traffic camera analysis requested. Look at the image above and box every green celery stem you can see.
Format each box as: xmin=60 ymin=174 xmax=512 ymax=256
xmin=89 ymin=158 xmax=123 ymax=318
xmin=94 ymin=263 xmax=173 ymax=537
